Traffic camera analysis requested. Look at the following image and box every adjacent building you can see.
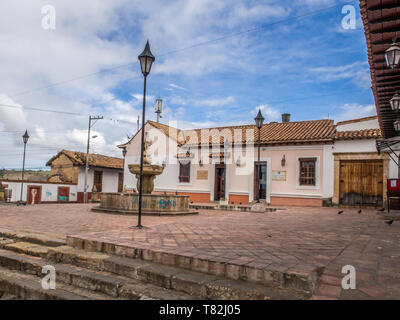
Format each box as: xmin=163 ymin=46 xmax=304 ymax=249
xmin=119 ymin=114 xmax=395 ymax=207
xmin=46 ymin=150 xmax=124 ymax=202
xmin=1 ymin=150 xmax=124 ymax=204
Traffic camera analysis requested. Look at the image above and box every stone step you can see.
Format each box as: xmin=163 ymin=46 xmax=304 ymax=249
xmin=0 ymin=228 xmax=66 ymax=247
xmin=67 ymin=235 xmax=318 ymax=296
xmin=0 ymin=266 xmax=116 ymax=300
xmin=0 ymin=248 xmax=195 ymax=300
xmin=47 ymin=245 xmax=308 ymax=299
xmin=0 ymin=241 xmax=50 ymax=258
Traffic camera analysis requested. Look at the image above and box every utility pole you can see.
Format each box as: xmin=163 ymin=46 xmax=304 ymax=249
xmin=84 ymin=115 xmax=103 ymax=203
xmin=137 ymin=116 xmax=140 ymax=132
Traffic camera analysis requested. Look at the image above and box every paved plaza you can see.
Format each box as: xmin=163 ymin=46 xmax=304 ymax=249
xmin=0 ymin=203 xmax=399 ymax=299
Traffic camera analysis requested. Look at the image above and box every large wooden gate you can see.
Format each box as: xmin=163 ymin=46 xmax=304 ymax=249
xmin=339 ymin=160 xmax=383 ymax=206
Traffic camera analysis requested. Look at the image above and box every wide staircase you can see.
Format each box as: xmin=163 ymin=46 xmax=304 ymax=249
xmin=0 ymin=228 xmax=315 ymax=300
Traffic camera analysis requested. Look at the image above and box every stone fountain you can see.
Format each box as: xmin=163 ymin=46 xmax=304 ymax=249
xmin=93 ymin=133 xmax=197 ymax=216
xmin=128 ymin=134 xmax=164 ymax=194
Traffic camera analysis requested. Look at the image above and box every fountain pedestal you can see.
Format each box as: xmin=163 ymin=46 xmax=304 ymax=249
xmin=93 ymin=193 xmax=196 ymax=215
xmin=92 ymin=135 xmax=197 ymax=216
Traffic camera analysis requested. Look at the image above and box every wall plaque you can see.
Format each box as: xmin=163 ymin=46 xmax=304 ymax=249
xmin=272 ymin=170 xmax=286 ymax=181
xmin=197 ymin=170 xmax=208 ymax=180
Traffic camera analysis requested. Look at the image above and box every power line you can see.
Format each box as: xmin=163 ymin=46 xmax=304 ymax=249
xmin=0 ymin=103 xmax=86 ymax=116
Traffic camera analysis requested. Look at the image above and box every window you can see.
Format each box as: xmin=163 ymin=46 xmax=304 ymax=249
xmin=93 ymin=170 xmax=103 ymax=192
xmin=179 ymin=161 xmax=191 ymax=183
xmin=299 ymin=158 xmax=316 ymax=186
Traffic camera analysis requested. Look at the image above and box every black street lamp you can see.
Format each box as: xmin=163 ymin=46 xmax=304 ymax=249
xmin=394 ymin=119 xmax=400 ymax=133
xmin=385 ymin=38 xmax=400 ymax=69
xmin=19 ymin=130 xmax=29 ymax=205
xmin=136 ymin=41 xmax=155 ymax=229
xmin=254 ymin=109 xmax=264 ymax=203
xmin=390 ymin=91 xmax=400 ymax=112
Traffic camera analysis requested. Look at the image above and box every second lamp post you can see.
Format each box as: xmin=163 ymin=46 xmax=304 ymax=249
xmin=136 ymin=41 xmax=155 ymax=229
xmin=19 ymin=130 xmax=30 ymax=204
xmin=254 ymin=110 xmax=264 ymax=203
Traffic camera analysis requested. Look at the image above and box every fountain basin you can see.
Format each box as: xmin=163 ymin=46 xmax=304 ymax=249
xmin=92 ymin=193 xmax=198 ymax=216
xmin=128 ymin=164 xmax=164 ymax=194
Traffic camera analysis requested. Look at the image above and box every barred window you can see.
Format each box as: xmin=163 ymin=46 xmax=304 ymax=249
xmin=179 ymin=162 xmax=191 ymax=183
xmin=299 ymin=158 xmax=316 ymax=186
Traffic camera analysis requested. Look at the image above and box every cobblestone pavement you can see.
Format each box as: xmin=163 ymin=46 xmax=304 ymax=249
xmin=0 ymin=203 xmax=399 ymax=299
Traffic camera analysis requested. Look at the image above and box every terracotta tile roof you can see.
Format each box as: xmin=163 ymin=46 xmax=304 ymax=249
xmin=180 ymin=119 xmax=336 ymax=145
xmin=120 ymin=118 xmax=382 ymax=148
xmin=209 ymin=152 xmax=227 ymax=158
xmin=46 ymin=150 xmax=123 ymax=169
xmin=335 ymin=128 xmax=382 ymax=140
xmin=148 ymin=120 xmax=186 ymax=144
xmin=336 ymin=115 xmax=378 ymax=126
xmin=359 ymin=0 xmax=400 ymax=139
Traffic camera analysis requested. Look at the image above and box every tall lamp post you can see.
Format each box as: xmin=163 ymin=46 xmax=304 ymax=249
xmin=137 ymin=41 xmax=155 ymax=229
xmin=122 ymin=147 xmax=127 ymax=193
xmin=254 ymin=110 xmax=264 ymax=203
xmin=19 ymin=130 xmax=29 ymax=205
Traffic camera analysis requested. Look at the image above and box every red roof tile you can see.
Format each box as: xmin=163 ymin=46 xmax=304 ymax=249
xmin=46 ymin=150 xmax=123 ymax=169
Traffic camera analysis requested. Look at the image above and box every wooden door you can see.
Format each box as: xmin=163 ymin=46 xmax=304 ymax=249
xmin=339 ymin=160 xmax=383 ymax=206
xmin=361 ymin=160 xmax=383 ymax=206
xmin=254 ymin=162 xmax=267 ymax=201
xmin=93 ymin=171 xmax=103 ymax=192
xmin=118 ymin=172 xmax=123 ymax=193
xmin=214 ymin=164 xmax=225 ymax=201
xmin=27 ymin=186 xmax=41 ymax=204
xmin=57 ymin=187 xmax=69 ymax=202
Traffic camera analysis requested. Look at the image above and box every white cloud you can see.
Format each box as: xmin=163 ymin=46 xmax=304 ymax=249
xmin=0 ymin=94 xmax=28 ymax=132
xmin=309 ymin=61 xmax=371 ymax=88
xmin=196 ymin=96 xmax=235 ymax=107
xmin=333 ymin=103 xmax=376 ymax=122
xmin=255 ymin=104 xmax=281 ymax=122
xmin=169 ymin=83 xmax=186 ymax=90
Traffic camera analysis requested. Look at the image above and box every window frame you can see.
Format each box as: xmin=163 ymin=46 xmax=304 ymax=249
xmin=298 ymin=158 xmax=317 ymax=186
xmin=178 ymin=161 xmax=191 ymax=183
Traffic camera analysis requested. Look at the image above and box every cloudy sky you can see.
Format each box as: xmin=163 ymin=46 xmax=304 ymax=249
xmin=0 ymin=0 xmax=375 ymax=169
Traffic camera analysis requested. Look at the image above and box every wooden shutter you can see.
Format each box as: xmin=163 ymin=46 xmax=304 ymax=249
xmin=299 ymin=158 xmax=316 ymax=186
xmin=179 ymin=162 xmax=190 ymax=183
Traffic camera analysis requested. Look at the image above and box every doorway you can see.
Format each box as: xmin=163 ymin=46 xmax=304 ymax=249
xmin=254 ymin=162 xmax=267 ymax=201
xmin=339 ymin=160 xmax=383 ymax=207
xmin=93 ymin=171 xmax=103 ymax=192
xmin=27 ymin=186 xmax=41 ymax=204
xmin=214 ymin=164 xmax=226 ymax=201
xmin=118 ymin=172 xmax=123 ymax=193
xmin=57 ymin=187 xmax=70 ymax=202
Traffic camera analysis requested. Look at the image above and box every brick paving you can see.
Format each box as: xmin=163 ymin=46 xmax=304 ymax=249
xmin=0 ymin=203 xmax=399 ymax=299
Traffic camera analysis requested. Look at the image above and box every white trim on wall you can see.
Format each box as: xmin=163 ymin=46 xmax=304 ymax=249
xmin=271 ymin=192 xmax=323 ymax=199
xmin=229 ymin=191 xmax=249 ymax=195
xmin=154 ymin=188 xmax=210 ymax=194
xmin=210 ymin=164 xmax=215 ymax=201
xmin=225 ymin=163 xmax=230 ymax=201
xmin=261 ymin=145 xmax=326 ymax=151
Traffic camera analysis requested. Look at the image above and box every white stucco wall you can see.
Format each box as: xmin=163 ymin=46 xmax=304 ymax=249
xmin=336 ymin=118 xmax=379 ymax=131
xmin=1 ymin=181 xmax=77 ymax=203
xmin=77 ymin=167 xmax=121 ymax=193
